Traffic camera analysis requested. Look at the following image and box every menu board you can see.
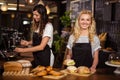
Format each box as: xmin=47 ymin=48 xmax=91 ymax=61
xmin=70 ymin=0 xmax=92 ymax=22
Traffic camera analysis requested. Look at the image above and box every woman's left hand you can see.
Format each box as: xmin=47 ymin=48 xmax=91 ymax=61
xmin=14 ymin=47 xmax=24 ymax=53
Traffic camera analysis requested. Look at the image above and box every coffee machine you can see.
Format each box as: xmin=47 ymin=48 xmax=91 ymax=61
xmin=0 ymin=28 xmax=24 ymax=60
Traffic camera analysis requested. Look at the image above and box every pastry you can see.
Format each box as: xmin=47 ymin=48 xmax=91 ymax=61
xmin=110 ymin=60 xmax=120 ymax=65
xmin=64 ymin=59 xmax=75 ymax=66
xmin=31 ymin=65 xmax=45 ymax=72
xmin=46 ymin=66 xmax=53 ymax=72
xmin=49 ymin=70 xmax=63 ymax=76
xmin=67 ymin=66 xmax=77 ymax=73
xmin=77 ymin=66 xmax=90 ymax=74
xmin=36 ymin=70 xmax=47 ymax=76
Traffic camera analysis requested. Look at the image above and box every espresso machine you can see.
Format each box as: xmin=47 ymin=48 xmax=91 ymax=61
xmin=0 ymin=28 xmax=24 ymax=60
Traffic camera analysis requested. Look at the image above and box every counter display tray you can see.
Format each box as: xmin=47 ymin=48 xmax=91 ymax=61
xmin=105 ymin=61 xmax=120 ymax=74
xmin=43 ymin=74 xmax=67 ymax=79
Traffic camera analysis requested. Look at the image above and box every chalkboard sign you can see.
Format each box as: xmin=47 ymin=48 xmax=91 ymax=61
xmin=70 ymin=0 xmax=93 ymax=22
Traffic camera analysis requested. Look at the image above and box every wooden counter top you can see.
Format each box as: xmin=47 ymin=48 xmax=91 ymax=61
xmin=0 ymin=68 xmax=120 ymax=80
xmin=0 ymin=52 xmax=120 ymax=80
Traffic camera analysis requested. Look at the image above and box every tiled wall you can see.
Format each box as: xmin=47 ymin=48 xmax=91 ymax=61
xmin=95 ymin=0 xmax=120 ymax=52
xmin=96 ymin=21 xmax=120 ymax=52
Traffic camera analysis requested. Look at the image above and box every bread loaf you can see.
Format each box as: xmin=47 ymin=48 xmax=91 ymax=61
xmin=67 ymin=66 xmax=77 ymax=73
xmin=64 ymin=59 xmax=75 ymax=66
xmin=77 ymin=66 xmax=90 ymax=74
xmin=4 ymin=61 xmax=23 ymax=71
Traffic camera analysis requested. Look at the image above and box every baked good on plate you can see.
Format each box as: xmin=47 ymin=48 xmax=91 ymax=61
xmin=77 ymin=66 xmax=90 ymax=74
xmin=67 ymin=66 xmax=77 ymax=73
xmin=64 ymin=59 xmax=75 ymax=66
xmin=109 ymin=60 xmax=120 ymax=65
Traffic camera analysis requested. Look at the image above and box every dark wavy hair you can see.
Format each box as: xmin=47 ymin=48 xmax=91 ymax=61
xmin=32 ymin=4 xmax=48 ymax=35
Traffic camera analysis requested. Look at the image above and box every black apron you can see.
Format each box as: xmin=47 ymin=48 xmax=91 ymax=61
xmin=31 ymin=32 xmax=50 ymax=68
xmin=72 ymin=43 xmax=93 ymax=67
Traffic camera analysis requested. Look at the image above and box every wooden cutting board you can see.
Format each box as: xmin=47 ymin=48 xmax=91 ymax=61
xmin=60 ymin=69 xmax=93 ymax=77
xmin=43 ymin=74 xmax=67 ymax=79
xmin=3 ymin=68 xmax=31 ymax=76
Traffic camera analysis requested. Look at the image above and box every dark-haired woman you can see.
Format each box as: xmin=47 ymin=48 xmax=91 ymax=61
xmin=14 ymin=4 xmax=54 ymax=68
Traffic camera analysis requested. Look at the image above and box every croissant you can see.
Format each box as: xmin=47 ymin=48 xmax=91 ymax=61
xmin=31 ymin=65 xmax=45 ymax=72
xmin=49 ymin=70 xmax=63 ymax=76
xmin=77 ymin=66 xmax=90 ymax=74
xmin=46 ymin=66 xmax=53 ymax=72
xmin=36 ymin=70 xmax=47 ymax=76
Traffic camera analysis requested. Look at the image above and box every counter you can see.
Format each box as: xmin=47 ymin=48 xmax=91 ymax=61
xmin=0 ymin=52 xmax=120 ymax=80
xmin=0 ymin=68 xmax=120 ymax=80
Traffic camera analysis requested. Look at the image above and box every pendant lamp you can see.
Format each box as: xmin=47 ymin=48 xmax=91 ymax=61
xmin=1 ymin=2 xmax=8 ymax=11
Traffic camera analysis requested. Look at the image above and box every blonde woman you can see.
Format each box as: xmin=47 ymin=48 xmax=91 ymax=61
xmin=65 ymin=10 xmax=101 ymax=73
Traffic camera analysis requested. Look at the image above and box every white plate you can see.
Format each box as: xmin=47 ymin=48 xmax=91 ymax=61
xmin=105 ymin=61 xmax=120 ymax=67
xmin=105 ymin=61 xmax=120 ymax=74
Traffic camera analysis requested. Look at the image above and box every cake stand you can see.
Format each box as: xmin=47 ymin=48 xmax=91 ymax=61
xmin=105 ymin=61 xmax=120 ymax=74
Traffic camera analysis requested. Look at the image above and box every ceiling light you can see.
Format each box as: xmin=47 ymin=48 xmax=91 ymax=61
xmin=25 ymin=0 xmax=34 ymax=4
xmin=0 ymin=2 xmax=4 ymax=5
xmin=8 ymin=7 xmax=17 ymax=10
xmin=1 ymin=2 xmax=8 ymax=11
xmin=8 ymin=3 xmax=25 ymax=7
xmin=0 ymin=2 xmax=25 ymax=7
xmin=29 ymin=0 xmax=33 ymax=3
xmin=11 ymin=13 xmax=15 ymax=18
xmin=27 ymin=13 xmax=32 ymax=18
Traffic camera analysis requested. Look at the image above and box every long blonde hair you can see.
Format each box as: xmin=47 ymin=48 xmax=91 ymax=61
xmin=73 ymin=10 xmax=96 ymax=43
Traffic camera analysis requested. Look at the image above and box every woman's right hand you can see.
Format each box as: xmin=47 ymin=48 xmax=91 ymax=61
xmin=20 ymin=40 xmax=29 ymax=46
xmin=14 ymin=47 xmax=25 ymax=53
